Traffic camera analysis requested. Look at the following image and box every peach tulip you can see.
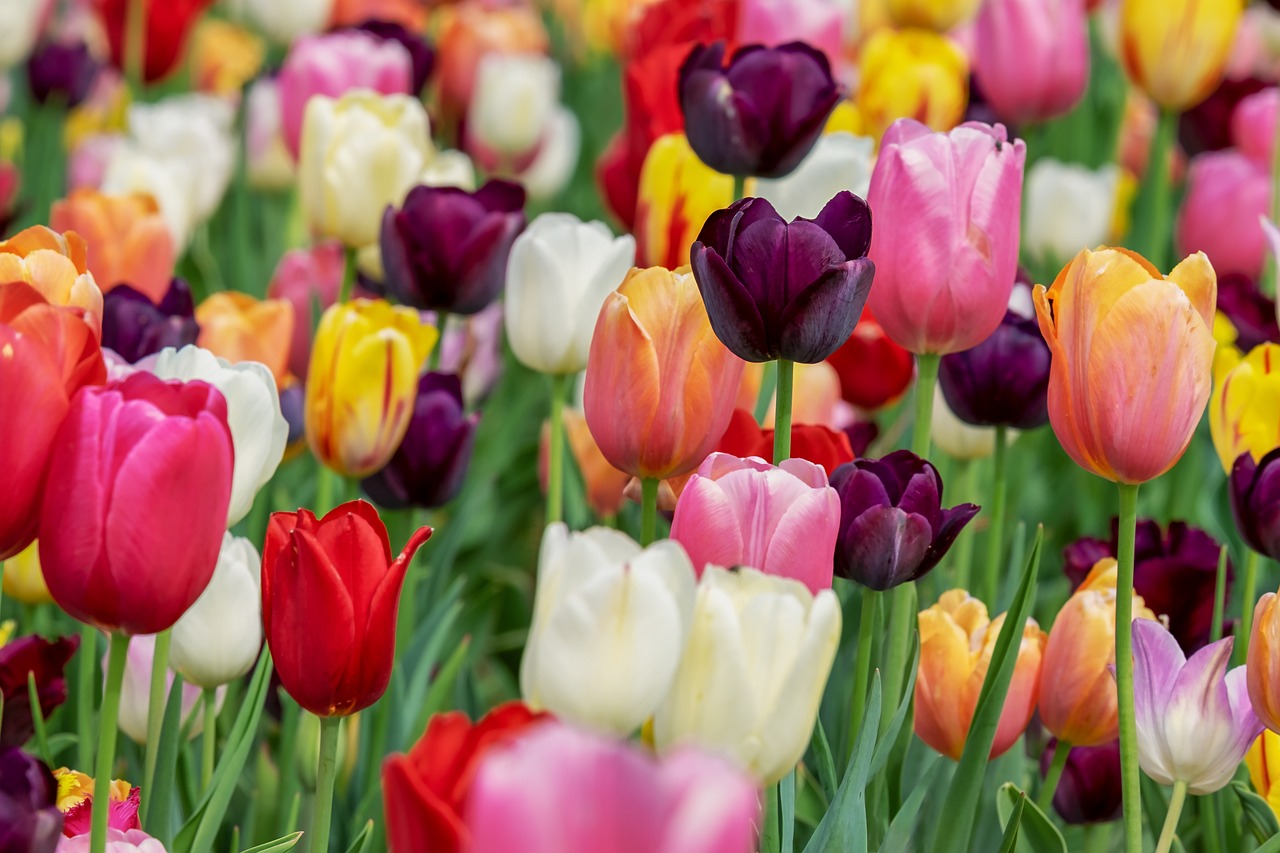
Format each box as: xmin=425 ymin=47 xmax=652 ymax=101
xmin=195 ymin=292 xmax=295 ymax=386
xmin=51 ymin=190 xmax=176 ymax=303
xmin=1249 ymin=591 xmax=1280 ymax=733
xmin=0 ymin=226 xmax=102 ymax=324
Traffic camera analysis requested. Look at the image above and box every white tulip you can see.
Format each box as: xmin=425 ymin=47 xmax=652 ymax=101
xmin=468 ymin=53 xmax=560 ymax=156
xmin=505 ymin=212 xmax=635 ymax=374
xmin=421 ymin=148 xmax=477 ymax=191
xmin=143 ymin=345 xmax=287 ymax=525
xmin=518 ymin=106 xmax=581 ymax=201
xmin=752 ymin=132 xmax=876 ymax=220
xmin=247 ymin=0 xmax=334 ymax=44
xmin=1022 ymin=158 xmax=1118 ymax=265
xmin=932 ymin=386 xmax=997 ymax=460
xmin=170 ymin=533 xmax=263 ymax=689
xmin=0 ymin=0 xmax=48 ymax=68
xmin=114 ymin=634 xmax=222 ymax=744
xmin=653 ymin=565 xmax=841 ymax=785
xmin=101 ymin=151 xmax=200 ymax=250
xmin=520 ymin=523 xmax=697 ymax=736
xmin=246 ymin=77 xmax=296 ymax=191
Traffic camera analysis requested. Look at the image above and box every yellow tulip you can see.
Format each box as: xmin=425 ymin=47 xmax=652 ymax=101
xmin=1209 ymin=343 xmax=1280 ymax=473
xmin=856 ymin=28 xmax=968 ymax=143
xmin=634 ymin=134 xmax=733 ymax=271
xmin=190 ymin=19 xmax=266 ymax=96
xmin=1119 ymin=0 xmax=1244 ymax=112
xmin=886 ymin=0 xmax=980 ymax=31
xmin=305 ymin=299 xmax=438 ymax=477
xmin=1248 ymin=729 xmax=1280 ymax=819
xmin=3 ymin=540 xmax=52 ymax=605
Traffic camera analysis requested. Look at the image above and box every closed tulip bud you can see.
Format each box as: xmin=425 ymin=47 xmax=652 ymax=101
xmin=50 ymin=190 xmax=175 ymax=305
xmin=305 ymin=300 xmax=438 ymax=478
xmin=751 ymin=133 xmax=874 ymax=221
xmin=1177 ymin=151 xmax=1271 ymax=281
xmin=915 ymin=590 xmax=1046 ymax=760
xmin=678 ymin=41 xmax=840 ymax=178
xmin=3 ymin=542 xmax=52 ymax=606
xmin=825 ymin=306 xmax=915 ymax=411
xmin=0 ymin=634 xmax=78 ymax=749
xmin=521 ymin=524 xmax=695 ymax=735
xmin=972 ymin=0 xmax=1089 ymax=125
xmin=1211 ymin=344 xmax=1280 ymax=474
xmin=1216 ymin=273 xmax=1280 ymax=354
xmin=1233 ymin=450 xmax=1280 ymax=562
xmin=467 ymin=53 xmax=560 ymax=157
xmin=196 ymin=292 xmax=295 ymax=387
xmin=1022 ymin=159 xmax=1120 ymax=268
xmin=0 ymin=747 xmax=62 ymax=851
xmin=1234 ymin=89 xmax=1279 ymax=167
xmin=938 ymin=309 xmax=1051 ymax=429
xmin=1120 ymin=0 xmax=1244 ymax=112
xmin=26 ymin=40 xmax=100 ymax=108
xmin=931 ymin=386 xmax=1002 ymax=460
xmin=1041 ymin=739 xmax=1122 ymax=824
xmin=262 ymin=500 xmax=432 ymax=715
xmin=115 ymin=633 xmax=216 ymax=745
xmin=886 ymin=0 xmax=978 ymax=30
xmin=1034 ymin=248 xmax=1217 ymax=484
xmin=1247 ymin=729 xmax=1280 ymax=817
xmin=856 ymin=29 xmax=968 ymax=143
xmin=634 ymin=133 xmax=734 ymax=270
xmin=94 ymin=0 xmax=211 ymax=83
xmin=246 ymin=0 xmax=334 ymax=44
xmin=583 ymin=266 xmax=746 ymax=480
xmin=0 ymin=226 xmax=102 ymax=323
xmin=653 ymin=565 xmax=840 ymax=784
xmin=169 ymin=533 xmax=262 ymax=689
xmin=101 ymin=280 xmax=199 ymax=366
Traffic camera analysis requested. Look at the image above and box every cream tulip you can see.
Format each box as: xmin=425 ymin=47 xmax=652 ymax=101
xmin=169 ymin=533 xmax=263 ymax=688
xmin=751 ymin=133 xmax=876 ymax=221
xmin=246 ymin=0 xmax=334 ymax=43
xmin=467 ymin=52 xmax=560 ymax=157
xmin=1022 ymin=158 xmax=1119 ymax=266
xmin=0 ymin=0 xmax=50 ymax=68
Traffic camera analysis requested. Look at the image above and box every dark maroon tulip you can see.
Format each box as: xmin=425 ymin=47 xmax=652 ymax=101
xmin=362 ymin=373 xmax=479 ymax=509
xmin=1040 ymin=739 xmax=1121 ymax=825
xmin=678 ymin=40 xmax=840 ymax=178
xmin=381 ymin=181 xmax=526 ymax=315
xmin=0 ymin=635 xmax=78 ymax=750
xmin=938 ymin=308 xmax=1050 ymax=429
xmin=101 ymin=279 xmax=200 ymax=364
xmin=843 ymin=420 xmax=879 ymax=458
xmin=1063 ymin=518 xmax=1230 ymax=653
xmin=830 ymin=450 xmax=979 ymax=589
xmin=1179 ymin=76 xmax=1270 ymax=156
xmin=1217 ymin=273 xmax=1280 ymax=352
xmin=0 ymin=747 xmax=61 ymax=852
xmin=352 ymin=20 xmax=434 ymax=94
xmin=1232 ymin=449 xmax=1280 ymax=563
xmin=690 ymin=193 xmax=875 ymax=363
xmin=26 ymin=40 xmax=100 ymax=108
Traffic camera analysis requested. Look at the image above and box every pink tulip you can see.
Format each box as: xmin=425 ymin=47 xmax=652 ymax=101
xmin=972 ymin=0 xmax=1089 ymax=125
xmin=278 ymin=30 xmax=413 ymax=157
xmin=866 ymin=119 xmax=1026 ymax=355
xmin=467 ymin=721 xmax=760 ymax=853
xmin=737 ymin=0 xmax=845 ymax=73
xmin=266 ymin=241 xmax=345 ymax=381
xmin=1177 ymin=150 xmax=1271 ymax=280
xmin=1233 ymin=87 xmax=1279 ymax=166
xmin=669 ymin=452 xmax=840 ymax=593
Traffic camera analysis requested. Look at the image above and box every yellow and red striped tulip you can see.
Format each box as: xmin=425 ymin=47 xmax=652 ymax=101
xmin=1210 ymin=343 xmax=1280 ymax=474
xmin=196 ymin=292 xmax=295 ymax=386
xmin=0 ymin=226 xmax=101 ymax=324
xmin=856 ymin=28 xmax=968 ymax=144
xmin=1248 ymin=729 xmax=1280 ymax=818
xmin=51 ymin=190 xmax=176 ymax=304
xmin=1119 ymin=0 xmax=1244 ymax=112
xmin=634 ymin=134 xmax=733 ymax=271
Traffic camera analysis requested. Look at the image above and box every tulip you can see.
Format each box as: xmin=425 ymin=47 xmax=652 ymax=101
xmin=0 ymin=227 xmax=102 ymax=322
xmin=38 ymin=372 xmax=233 ymax=635
xmin=825 ymin=306 xmax=915 ymax=411
xmin=50 ymin=190 xmax=175 ymax=304
xmin=1234 ymin=88 xmax=1279 ymax=167
xmin=168 ymin=533 xmax=262 ymax=689
xmin=670 ymin=453 xmax=840 ymax=593
xmin=433 ymin=2 xmax=549 ymax=125
xmin=915 ymin=590 xmax=1046 ymax=760
xmin=113 ymin=634 xmax=213 ymax=745
xmin=0 ymin=282 xmax=105 ymax=560
xmin=750 ymin=133 xmax=874 ymax=222
xmin=381 ymin=181 xmax=526 ymax=316
xmin=189 ymin=19 xmax=265 ymax=96
xmin=505 ymin=212 xmax=635 ymax=375
xmin=678 ymin=41 xmax=840 ymax=178
xmin=3 ymin=542 xmax=52 ymax=606
xmin=634 ymin=133 xmax=734 ymax=270
xmin=1022 ymin=159 xmax=1120 ymax=267
xmin=583 ymin=266 xmax=745 ymax=480
xmin=938 ymin=309 xmax=1051 ymax=429
xmin=194 ymin=292 xmax=294 ymax=386
xmin=467 ymin=53 xmax=560 ymax=158
xmin=886 ymin=0 xmax=978 ymax=30
xmin=830 ymin=450 xmax=979 ymax=590
xmin=737 ymin=0 xmax=845 ymax=69
xmin=0 ymin=747 xmax=63 ymax=851
xmin=1177 ymin=151 xmax=1271 ymax=281
xmin=1217 ymin=273 xmax=1280 ymax=353
xmin=0 ymin=635 xmax=78 ymax=749
xmin=1211 ymin=343 xmax=1280 ymax=474
xmin=51 ymin=769 xmax=131 ymax=820
xmin=299 ymin=91 xmax=432 ymax=249
xmin=265 ymin=243 xmax=344 ymax=381
xmin=1119 ymin=0 xmax=1244 ymax=112
xmin=382 ymin=703 xmax=546 ymax=853
xmin=244 ymin=77 xmax=295 ymax=191
xmin=507 ymin=107 xmax=581 ymax=202
xmin=56 ymin=829 xmax=166 ymax=852
xmin=1033 ymin=248 xmax=1217 ymax=484
xmin=26 ymin=40 xmax=100 ymax=108
xmin=245 ymin=0 xmax=334 ymax=44
xmin=972 ymin=0 xmax=1089 ymax=125
xmin=93 ymin=0 xmax=212 ymax=82
xmin=931 ymin=386 xmax=1001 ymax=460
xmin=1234 ymin=450 xmax=1280 ymax=564
xmin=868 ymin=120 xmax=1025 ymax=355
xmin=0 ymin=0 xmax=49 ymax=68
xmin=351 ymin=20 xmax=434 ymax=95
xmin=305 ymin=300 xmax=438 ymax=478
xmin=1041 ymin=739 xmax=1122 ymax=824
xmin=435 ymin=303 xmax=504 ymax=406
xmin=856 ymin=29 xmax=968 ymax=143
xmin=1247 ymin=729 xmax=1280 ymax=818
xmin=101 ymin=281 xmax=199 ymax=365
xmin=1249 ymin=589 xmax=1280 ymax=732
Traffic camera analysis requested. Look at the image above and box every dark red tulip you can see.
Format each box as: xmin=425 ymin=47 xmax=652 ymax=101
xmin=1232 ymin=449 xmax=1280 ymax=563
xmin=92 ymin=0 xmax=213 ymax=83
xmin=101 ymin=279 xmax=200 ymax=364
xmin=938 ymin=308 xmax=1051 ymax=429
xmin=1179 ymin=76 xmax=1271 ymax=156
xmin=0 ymin=747 xmax=62 ymax=852
xmin=0 ymin=635 xmax=79 ymax=749
xmin=26 ymin=40 xmax=100 ymax=108
xmin=1217 ymin=273 xmax=1280 ymax=352
xmin=1040 ymin=739 xmax=1121 ymax=824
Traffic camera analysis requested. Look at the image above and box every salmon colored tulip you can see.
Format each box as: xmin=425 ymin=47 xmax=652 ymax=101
xmin=856 ymin=29 xmax=968 ymax=143
xmin=1249 ymin=591 xmax=1280 ymax=733
xmin=0 ymin=226 xmax=102 ymax=324
xmin=915 ymin=589 xmax=1045 ymax=760
xmin=634 ymin=134 xmax=733 ymax=270
xmin=1033 ymin=248 xmax=1218 ymax=484
xmin=1040 ymin=559 xmax=1158 ymax=747
xmin=1210 ymin=343 xmax=1280 ymax=474
xmin=583 ymin=266 xmax=745 ymax=480
xmin=195 ymin=292 xmax=295 ymax=386
xmin=50 ymin=190 xmax=176 ymax=304
xmin=1246 ymin=729 xmax=1280 ymax=818
xmin=1119 ymin=0 xmax=1244 ymax=112
xmin=434 ymin=3 xmax=549 ymax=126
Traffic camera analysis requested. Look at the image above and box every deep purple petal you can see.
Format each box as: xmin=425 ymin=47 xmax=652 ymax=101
xmin=807 ymin=190 xmax=872 ymax=260
xmin=776 ymin=259 xmax=873 ymax=363
xmin=690 ymin=242 xmax=771 ymax=362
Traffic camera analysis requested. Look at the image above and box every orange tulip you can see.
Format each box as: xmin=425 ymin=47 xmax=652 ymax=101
xmin=0 ymin=226 xmax=102 ymax=324
xmin=582 ymin=265 xmax=745 ymax=480
xmin=1248 ymin=591 xmax=1280 ymax=733
xmin=1033 ymin=248 xmax=1217 ymax=484
xmin=195 ymin=292 xmax=295 ymax=386
xmin=540 ymin=408 xmax=631 ymax=519
xmin=1040 ymin=558 xmax=1158 ymax=746
xmin=915 ymin=589 xmax=1046 ymax=760
xmin=50 ymin=190 xmax=176 ymax=303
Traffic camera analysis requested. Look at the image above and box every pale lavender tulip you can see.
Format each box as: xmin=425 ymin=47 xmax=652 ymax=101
xmin=972 ymin=0 xmax=1089 ymax=125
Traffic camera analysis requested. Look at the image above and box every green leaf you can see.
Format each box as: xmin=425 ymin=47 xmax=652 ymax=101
xmin=810 ymin=719 xmax=838 ymax=804
xmin=26 ymin=671 xmax=50 ymax=765
xmin=238 ymin=832 xmax=303 ymax=853
xmin=1234 ymin=780 xmax=1280 ymax=844
xmin=995 ymin=783 xmax=1067 ymax=853
xmin=413 ymin=635 xmax=472 ymax=735
xmin=996 ymin=796 xmax=1024 ymax=853
xmin=344 ymin=821 xmax=375 ymax=853
xmin=148 ymin=673 xmax=188 ymax=844
xmin=869 ymin=632 xmax=919 ymax=781
xmin=878 ymin=755 xmax=942 ymax=852
xmin=803 ymin=672 xmax=882 ymax=853
xmin=929 ymin=526 xmax=1043 ymax=853
xmin=781 ymin=770 xmax=796 ymax=853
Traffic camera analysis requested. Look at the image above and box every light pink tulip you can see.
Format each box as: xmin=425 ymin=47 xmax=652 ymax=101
xmin=266 ymin=241 xmax=345 ymax=381
xmin=57 ymin=829 xmax=168 ymax=853
xmin=278 ymin=30 xmax=413 ymax=157
xmin=669 ymin=452 xmax=840 ymax=593
xmin=866 ymin=119 xmax=1026 ymax=355
xmin=737 ymin=0 xmax=845 ymax=72
xmin=1177 ymin=150 xmax=1271 ymax=280
xmin=972 ymin=0 xmax=1089 ymax=125
xmin=467 ymin=721 xmax=760 ymax=853
xmin=1233 ymin=87 xmax=1279 ymax=166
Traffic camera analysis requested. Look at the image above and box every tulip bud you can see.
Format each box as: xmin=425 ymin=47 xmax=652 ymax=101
xmin=1211 ymin=344 xmax=1280 ymax=474
xmin=265 ymin=243 xmax=344 ymax=381
xmin=115 ymin=634 xmax=217 ymax=745
xmin=1249 ymin=590 xmax=1280 ymax=733
xmin=195 ymin=292 xmax=294 ymax=386
xmin=1022 ymin=160 xmax=1119 ymax=269
xmin=50 ymin=190 xmax=175 ymax=305
xmin=1246 ymin=729 xmax=1280 ymax=818
xmin=169 ymin=533 xmax=262 ymax=689
xmin=1233 ymin=450 xmax=1280 ymax=562
xmin=1040 ymin=739 xmax=1122 ymax=824
xmin=467 ymin=53 xmax=560 ymax=158
xmin=938 ymin=309 xmax=1051 ymax=429
xmin=1120 ymin=0 xmax=1244 ymax=112
xmin=972 ymin=0 xmax=1089 ymax=125
xmin=0 ymin=747 xmax=63 ymax=850
xmin=1177 ymin=150 xmax=1271 ymax=283
xmin=856 ymin=29 xmax=968 ymax=143
xmin=1216 ymin=273 xmax=1280 ymax=354
xmin=0 ymin=634 xmax=79 ymax=749
xmin=26 ymin=39 xmax=100 ymax=108
xmin=634 ymin=133 xmax=733 ymax=270
xmin=94 ymin=0 xmax=209 ymax=83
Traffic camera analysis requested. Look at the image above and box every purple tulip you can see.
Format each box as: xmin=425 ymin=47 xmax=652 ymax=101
xmin=690 ymin=193 xmax=875 ymax=363
xmin=381 ymin=181 xmax=526 ymax=315
xmin=279 ymin=381 xmax=306 ymax=449
xmin=0 ymin=747 xmax=62 ymax=852
xmin=830 ymin=450 xmax=979 ymax=590
xmin=938 ymin=308 xmax=1051 ymax=429
xmin=1232 ymin=448 xmax=1280 ymax=562
xmin=101 ymin=279 xmax=200 ymax=364
xmin=351 ymin=19 xmax=435 ymax=94
xmin=678 ymin=41 xmax=840 ymax=179
xmin=1039 ymin=739 xmax=1121 ymax=825
xmin=0 ymin=635 xmax=79 ymax=749
xmin=26 ymin=40 xmax=100 ymax=108
xmin=361 ymin=373 xmax=479 ymax=510
xmin=1217 ymin=273 xmax=1280 ymax=352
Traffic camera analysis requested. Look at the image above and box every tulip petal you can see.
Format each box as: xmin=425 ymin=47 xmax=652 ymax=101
xmin=690 ymin=243 xmax=770 ymax=362
xmin=777 ymin=259 xmax=874 ymax=363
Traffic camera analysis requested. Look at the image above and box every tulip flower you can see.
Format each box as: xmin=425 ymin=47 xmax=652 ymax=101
xmin=383 ymin=703 xmax=546 ymax=853
xmin=262 ymin=500 xmax=431 ymax=716
xmin=435 ymin=303 xmax=504 ymax=406
xmin=467 ymin=53 xmax=560 ymax=158
xmin=1119 ymin=0 xmax=1244 ymax=112
xmin=915 ymin=590 xmax=1046 ymax=760
xmin=93 ymin=0 xmax=212 ymax=83
xmin=678 ymin=41 xmax=840 ymax=179
xmin=938 ymin=309 xmax=1051 ymax=429
xmin=885 ymin=0 xmax=978 ymax=30
xmin=972 ymin=0 xmax=1088 ymax=125
xmin=361 ymin=373 xmax=479 ymax=510
xmin=189 ymin=19 xmax=265 ymax=96
xmin=1234 ymin=88 xmax=1279 ymax=166
xmin=1022 ymin=160 xmax=1120 ymax=268
xmin=825 ymin=307 xmax=915 ymax=411
xmin=52 ymin=770 xmax=136 ymax=828
xmin=349 ymin=20 xmax=433 ymax=94
xmin=26 ymin=40 xmax=100 ymax=108
xmin=670 ymin=453 xmax=840 ymax=593
xmin=3 ymin=542 xmax=52 ymax=606
xmin=169 ymin=533 xmax=262 ymax=689
xmin=38 ymin=372 xmax=233 ymax=635
xmin=1211 ymin=343 xmax=1280 ymax=474
xmin=50 ymin=191 xmax=175 ymax=304
xmin=0 ymin=0 xmax=49 ymax=68
xmin=1233 ymin=450 xmax=1280 ymax=565
xmin=856 ymin=29 xmax=968 ymax=143
xmin=195 ymin=292 xmax=294 ymax=386
xmin=634 ymin=134 xmax=734 ymax=270
xmin=1247 ymin=729 xmax=1280 ymax=818
xmin=0 ymin=227 xmax=103 ymax=322
xmin=1033 ymin=248 xmax=1217 ymax=484
xmin=1248 ymin=588 xmax=1280 ymax=732
xmin=1177 ymin=151 xmax=1271 ymax=282
xmin=57 ymin=829 xmax=167 ymax=852
xmin=1041 ymin=739 xmax=1122 ymax=824
xmin=1217 ymin=273 xmax=1280 ymax=353
xmin=751 ymin=132 xmax=874 ymax=221
xmin=305 ymin=300 xmax=438 ymax=478
xmin=0 ymin=635 xmax=78 ymax=749
xmin=265 ymin=243 xmax=344 ymax=381
xmin=245 ymin=0 xmax=333 ymax=44
xmin=931 ymin=387 xmax=1002 ymax=461
xmin=114 ymin=634 xmax=214 ymax=744
xmin=101 ymin=281 xmax=200 ymax=365
xmin=381 ymin=181 xmax=527 ymax=316
xmin=736 ymin=0 xmax=845 ymax=67
xmin=0 ymin=747 xmax=63 ymax=851
xmin=433 ymin=2 xmax=549 ymax=126
xmin=830 ymin=450 xmax=979 ymax=590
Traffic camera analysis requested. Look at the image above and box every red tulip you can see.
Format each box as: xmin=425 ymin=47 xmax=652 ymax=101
xmin=262 ymin=500 xmax=431 ymax=716
xmin=39 ymin=372 xmax=233 ymax=635
xmin=93 ymin=0 xmax=214 ymax=83
xmin=824 ymin=306 xmax=915 ymax=411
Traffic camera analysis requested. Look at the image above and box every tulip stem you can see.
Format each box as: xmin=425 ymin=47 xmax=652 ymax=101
xmin=754 ymin=361 xmax=778 ymax=424
xmin=90 ymin=633 xmax=131 ymax=853
xmin=952 ymin=460 xmax=976 ymax=590
xmin=124 ymin=0 xmax=147 ymax=92
xmin=1136 ymin=109 xmax=1178 ymax=270
xmin=547 ymin=373 xmax=568 ymax=524
xmin=773 ymin=359 xmax=794 ymax=464
xmin=1037 ymin=739 xmax=1071 ymax=813
xmin=880 ymin=582 xmax=916 ymax=733
xmin=76 ymin=624 xmax=96 ymax=769
xmin=848 ymin=589 xmax=878 ymax=757
xmin=980 ymin=426 xmax=1009 ymax=608
xmin=309 ymin=715 xmax=342 ymax=853
xmin=1155 ymin=780 xmax=1188 ymax=853
xmin=911 ymin=354 xmax=939 ymax=457
xmin=1115 ymin=481 xmax=1142 ymax=853
xmin=141 ymin=629 xmax=171 ymax=826
xmin=429 ymin=313 xmax=447 ymax=372
xmin=338 ymin=247 xmax=357 ymax=304
xmin=732 ymin=174 xmax=746 ymax=202
xmin=201 ymin=687 xmax=217 ymax=792
xmin=1237 ymin=549 xmax=1260 ymax=664
xmin=640 ymin=478 xmax=659 ymax=546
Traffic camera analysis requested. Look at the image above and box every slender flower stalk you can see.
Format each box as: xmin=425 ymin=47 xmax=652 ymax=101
xmin=1239 ymin=550 xmax=1260 ymax=664
xmin=547 ymin=374 xmax=567 ymax=524
xmin=640 ymin=478 xmax=658 ymax=546
xmin=202 ymin=687 xmax=217 ymax=791
xmin=773 ymin=360 xmax=794 ymax=463
xmin=1115 ymin=482 xmax=1141 ymax=853
xmin=90 ymin=633 xmax=131 ymax=853
xmin=848 ymin=590 xmax=877 ymax=751
xmin=141 ymin=629 xmax=171 ymax=824
xmin=310 ymin=715 xmax=342 ymax=853
xmin=981 ymin=425 xmax=1009 ymax=606
xmin=1038 ymin=739 xmax=1072 ymax=812
xmin=1156 ymin=780 xmax=1188 ymax=853
xmin=338 ymin=247 xmax=357 ymax=304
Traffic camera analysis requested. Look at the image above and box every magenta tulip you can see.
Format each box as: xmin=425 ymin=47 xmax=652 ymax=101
xmin=467 ymin=721 xmax=760 ymax=853
xmin=38 ymin=372 xmax=234 ymax=635
xmin=866 ymin=119 xmax=1026 ymax=355
xmin=972 ymin=0 xmax=1089 ymax=125
xmin=669 ymin=452 xmax=840 ymax=593
xmin=1177 ymin=149 xmax=1271 ymax=280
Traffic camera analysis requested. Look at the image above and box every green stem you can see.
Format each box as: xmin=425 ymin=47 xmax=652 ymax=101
xmin=848 ymin=590 xmax=878 ymax=755
xmin=317 ymin=464 xmax=335 ymax=513
xmin=952 ymin=460 xmax=976 ymax=590
xmin=124 ymin=0 xmax=147 ymax=93
xmin=1037 ymin=739 xmax=1071 ymax=813
xmin=338 ymin=247 xmax=357 ymax=304
xmin=547 ymin=373 xmax=567 ymax=525
xmin=1139 ymin=109 xmax=1178 ymax=269
xmin=732 ymin=174 xmax=746 ymax=202
xmin=309 ymin=716 xmax=342 ymax=853
xmin=90 ymin=634 xmax=131 ymax=853
xmin=1237 ymin=549 xmax=1260 ymax=663
xmin=76 ymin=624 xmax=96 ymax=769
xmin=1155 ymin=780 xmax=1188 ymax=853
xmin=880 ymin=582 xmax=916 ymax=733
xmin=640 ymin=478 xmax=658 ymax=546
xmin=1202 ymin=791 xmax=1222 ymax=853
xmin=773 ymin=359 xmax=793 ymax=464
xmin=754 ymin=361 xmax=778 ymax=425
xmin=912 ymin=354 xmax=940 ymax=457
xmin=201 ymin=687 xmax=217 ymax=792
xmin=1083 ymin=823 xmax=1111 ymax=853
xmin=761 ymin=781 xmax=780 ymax=853
xmin=1116 ymin=482 xmax=1142 ymax=853
xmin=428 ymin=312 xmax=447 ymax=372
xmin=140 ymin=629 xmax=171 ymax=826
xmin=980 ymin=426 xmax=1009 ymax=608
